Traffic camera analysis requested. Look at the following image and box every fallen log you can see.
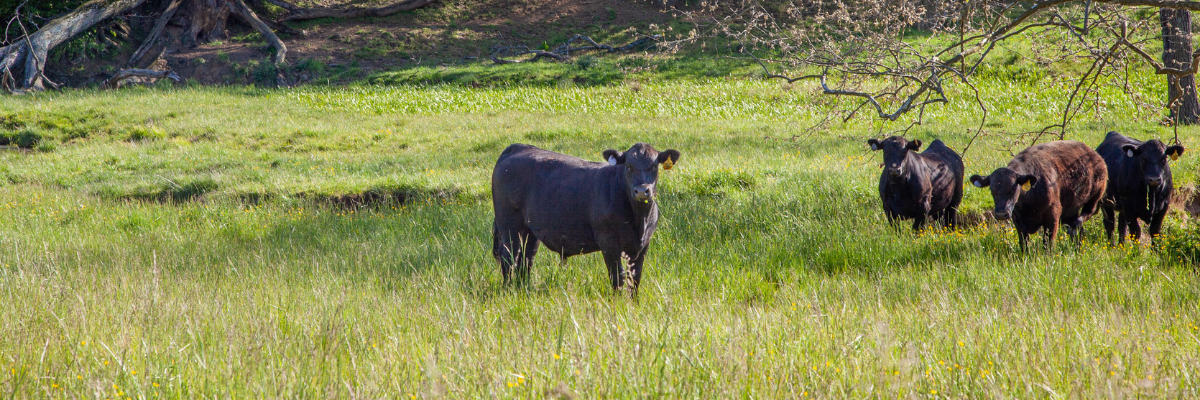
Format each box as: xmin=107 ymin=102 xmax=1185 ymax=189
xmin=490 ymin=35 xmax=661 ymax=64
xmin=281 ymin=0 xmax=435 ymax=21
xmin=103 ymin=68 xmax=181 ymax=89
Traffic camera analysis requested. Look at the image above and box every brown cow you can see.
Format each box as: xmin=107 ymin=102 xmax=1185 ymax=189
xmin=970 ymin=141 xmax=1107 ymax=251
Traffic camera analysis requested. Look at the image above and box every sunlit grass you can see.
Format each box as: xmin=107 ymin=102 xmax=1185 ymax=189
xmin=0 ymin=70 xmax=1198 ymax=397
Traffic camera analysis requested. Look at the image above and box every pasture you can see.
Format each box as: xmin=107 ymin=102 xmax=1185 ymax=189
xmin=0 ymin=73 xmax=1198 ymax=398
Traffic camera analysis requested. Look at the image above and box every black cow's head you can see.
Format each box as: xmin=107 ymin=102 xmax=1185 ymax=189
xmin=1121 ymin=140 xmax=1185 ymax=188
xmin=970 ymin=168 xmax=1037 ymax=220
xmin=602 ymin=143 xmax=681 ymax=203
xmin=868 ymin=136 xmax=922 ymax=178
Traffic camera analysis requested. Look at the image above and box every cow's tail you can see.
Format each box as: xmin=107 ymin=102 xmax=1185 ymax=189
xmin=491 ymin=220 xmax=500 ymax=260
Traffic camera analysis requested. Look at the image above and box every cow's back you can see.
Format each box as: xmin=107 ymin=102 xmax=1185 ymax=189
xmin=493 ymin=144 xmax=601 ymax=210
xmin=1011 ymin=141 xmax=1106 ymax=216
xmin=921 ymin=140 xmax=964 ymax=171
xmin=492 ymin=144 xmax=616 ymax=254
xmin=1095 ymin=132 xmax=1138 ymax=192
xmin=918 ymin=139 xmax=965 ymax=207
xmin=1095 ymin=131 xmax=1137 ymax=168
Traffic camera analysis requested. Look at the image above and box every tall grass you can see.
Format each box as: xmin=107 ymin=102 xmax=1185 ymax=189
xmin=0 ymin=71 xmax=1197 ymax=397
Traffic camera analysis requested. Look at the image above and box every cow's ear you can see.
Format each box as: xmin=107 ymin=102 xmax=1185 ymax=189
xmin=1166 ymin=145 xmax=1185 ymax=161
xmin=1017 ymin=175 xmax=1037 ymax=191
xmin=969 ymin=175 xmax=990 ymax=188
xmin=905 ymin=140 xmax=922 ymax=151
xmin=867 ymin=138 xmax=881 ymax=151
xmin=1122 ymin=144 xmax=1140 ymax=158
xmin=602 ymin=149 xmax=625 ymax=165
xmin=657 ymin=149 xmax=681 ymax=170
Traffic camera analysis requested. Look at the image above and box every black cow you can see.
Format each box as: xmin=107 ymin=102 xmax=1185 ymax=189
xmin=867 ymin=136 xmax=964 ymax=231
xmin=970 ymin=141 xmax=1107 ymax=251
xmin=491 ymin=143 xmax=681 ymax=292
xmin=1095 ymin=131 xmax=1186 ymax=244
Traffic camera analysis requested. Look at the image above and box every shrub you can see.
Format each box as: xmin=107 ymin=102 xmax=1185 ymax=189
xmin=1159 ymin=224 xmax=1200 ymax=267
xmin=0 ymin=128 xmax=44 ymax=148
xmin=574 ymin=55 xmax=597 ymax=70
xmin=126 ymin=126 xmax=165 ymax=141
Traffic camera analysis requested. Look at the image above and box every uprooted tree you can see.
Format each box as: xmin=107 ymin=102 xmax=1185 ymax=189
xmin=0 ymin=0 xmax=433 ymax=91
xmin=687 ymin=0 xmax=1200 ymax=150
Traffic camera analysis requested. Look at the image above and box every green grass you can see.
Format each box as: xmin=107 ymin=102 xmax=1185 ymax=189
xmin=363 ymin=55 xmax=757 ymax=87
xmin=0 ymin=66 xmax=1198 ymax=398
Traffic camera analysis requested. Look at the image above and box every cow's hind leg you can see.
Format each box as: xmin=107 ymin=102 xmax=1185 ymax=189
xmin=1101 ymin=201 xmax=1116 ymax=244
xmin=495 ymin=217 xmax=538 ymax=285
xmin=1116 ymin=211 xmax=1131 ymax=244
xmin=1043 ymin=221 xmax=1059 ymax=252
xmin=513 ymin=232 xmax=540 ymax=284
xmin=1065 ymin=216 xmax=1085 ymax=249
xmin=943 ymin=206 xmax=958 ymax=231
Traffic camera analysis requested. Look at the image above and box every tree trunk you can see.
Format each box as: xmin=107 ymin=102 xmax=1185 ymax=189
xmin=127 ymin=0 xmax=183 ymax=68
xmin=183 ymin=0 xmax=231 ymax=44
xmin=1161 ymin=8 xmax=1200 ymax=125
xmin=21 ymin=0 xmax=150 ymax=90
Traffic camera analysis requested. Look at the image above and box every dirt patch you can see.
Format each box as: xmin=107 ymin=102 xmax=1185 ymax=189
xmin=100 ymin=178 xmax=219 ymax=203
xmin=955 ymin=209 xmax=994 ymax=229
xmin=1172 ymin=184 xmax=1200 ymax=218
xmin=298 ymin=185 xmax=468 ymax=208
xmin=46 ymin=0 xmax=678 ymax=86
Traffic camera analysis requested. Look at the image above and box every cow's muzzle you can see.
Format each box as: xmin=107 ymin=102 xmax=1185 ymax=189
xmin=993 ymin=210 xmax=1011 ymax=220
xmin=633 ymin=185 xmax=654 ymax=202
xmin=1147 ymin=177 xmax=1162 ymax=187
xmin=886 ymin=167 xmax=901 ymax=177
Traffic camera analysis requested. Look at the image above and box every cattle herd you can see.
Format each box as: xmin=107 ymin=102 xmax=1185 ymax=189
xmin=491 ymin=132 xmax=1186 ymax=292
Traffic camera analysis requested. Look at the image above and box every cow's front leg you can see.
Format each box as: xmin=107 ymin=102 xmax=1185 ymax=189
xmin=1126 ymin=215 xmax=1142 ymax=244
xmin=1148 ymin=210 xmax=1167 ymax=245
xmin=911 ymin=214 xmax=927 ymax=232
xmin=884 ymin=208 xmax=901 ymax=231
xmin=627 ymin=249 xmax=648 ymax=297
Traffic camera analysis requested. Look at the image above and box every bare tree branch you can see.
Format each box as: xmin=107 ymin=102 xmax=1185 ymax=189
xmin=228 ymin=0 xmax=286 ymax=65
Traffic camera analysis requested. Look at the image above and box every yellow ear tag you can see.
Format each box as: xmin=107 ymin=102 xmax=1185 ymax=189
xmin=662 ymin=159 xmax=674 ymax=170
xmin=1171 ymin=153 xmax=1179 ymax=161
xmin=1021 ymin=181 xmax=1032 ymax=191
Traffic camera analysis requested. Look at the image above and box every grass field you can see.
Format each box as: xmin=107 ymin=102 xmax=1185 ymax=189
xmin=1 ymin=63 xmax=1199 ymax=398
